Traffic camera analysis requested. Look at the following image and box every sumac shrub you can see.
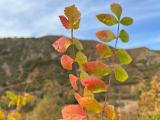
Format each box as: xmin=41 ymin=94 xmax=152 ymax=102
xmin=52 ymin=3 xmax=133 ymax=120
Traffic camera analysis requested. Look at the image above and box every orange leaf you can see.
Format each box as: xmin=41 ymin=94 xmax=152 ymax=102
xmin=96 ymin=43 xmax=113 ymax=58
xmin=96 ymin=30 xmax=116 ymax=42
xmin=59 ymin=16 xmax=70 ymax=29
xmin=52 ymin=36 xmax=72 ymax=53
xmin=79 ymin=97 xmax=102 ymax=113
xmin=60 ymin=55 xmax=74 ymax=70
xmin=62 ymin=105 xmax=87 ymax=120
xmin=82 ymin=61 xmax=111 ymax=76
xmin=69 ymin=74 xmax=79 ymax=90
xmin=104 ymin=105 xmax=116 ymax=120
xmin=74 ymin=92 xmax=82 ymax=103
xmin=81 ymin=77 xmax=107 ymax=93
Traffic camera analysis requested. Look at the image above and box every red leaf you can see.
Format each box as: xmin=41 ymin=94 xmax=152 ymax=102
xmin=52 ymin=36 xmax=72 ymax=53
xmin=62 ymin=105 xmax=87 ymax=120
xmin=61 ymin=55 xmax=74 ymax=70
xmin=81 ymin=77 xmax=107 ymax=93
xmin=82 ymin=61 xmax=111 ymax=76
xmin=59 ymin=16 xmax=70 ymax=29
xmin=69 ymin=74 xmax=79 ymax=90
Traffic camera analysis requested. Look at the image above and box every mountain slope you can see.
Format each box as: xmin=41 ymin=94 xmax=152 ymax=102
xmin=0 ymin=36 xmax=160 ymax=98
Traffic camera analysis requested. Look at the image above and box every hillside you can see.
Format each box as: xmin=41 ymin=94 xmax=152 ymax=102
xmin=0 ymin=36 xmax=160 ymax=119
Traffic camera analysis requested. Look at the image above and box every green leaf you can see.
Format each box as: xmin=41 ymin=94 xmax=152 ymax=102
xmin=6 ymin=91 xmax=16 ymax=99
xmin=120 ymin=17 xmax=133 ymax=26
xmin=96 ymin=43 xmax=113 ymax=58
xmin=96 ymin=30 xmax=116 ymax=42
xmin=119 ymin=29 xmax=129 ymax=43
xmin=76 ymin=52 xmax=87 ymax=67
xmin=96 ymin=14 xmax=118 ymax=26
xmin=116 ymin=49 xmax=132 ymax=64
xmin=111 ymin=3 xmax=122 ymax=19
xmin=80 ymin=71 xmax=89 ymax=80
xmin=114 ymin=65 xmax=128 ymax=82
xmin=73 ymin=39 xmax=83 ymax=50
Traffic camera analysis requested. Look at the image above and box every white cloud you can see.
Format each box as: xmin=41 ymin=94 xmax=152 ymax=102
xmin=0 ymin=0 xmax=159 ymax=49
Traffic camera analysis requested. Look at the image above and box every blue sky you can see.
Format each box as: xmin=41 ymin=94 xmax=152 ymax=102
xmin=0 ymin=0 xmax=160 ymax=50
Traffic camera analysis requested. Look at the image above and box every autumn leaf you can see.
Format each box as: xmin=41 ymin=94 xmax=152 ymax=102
xmin=83 ymin=87 xmax=94 ymax=98
xmin=60 ymin=55 xmax=74 ymax=70
xmin=52 ymin=36 xmax=72 ymax=53
xmin=73 ymin=19 xmax=80 ymax=30
xmin=0 ymin=109 xmax=5 ymax=120
xmin=74 ymin=93 xmax=101 ymax=113
xmin=80 ymin=71 xmax=89 ymax=80
xmin=79 ymin=97 xmax=102 ymax=113
xmin=7 ymin=111 xmax=23 ymax=120
xmin=96 ymin=14 xmax=118 ymax=26
xmin=111 ymin=3 xmax=122 ymax=20
xmin=81 ymin=77 xmax=107 ymax=93
xmin=76 ymin=52 xmax=87 ymax=67
xmin=64 ymin=5 xmax=81 ymax=29
xmin=96 ymin=30 xmax=116 ymax=42
xmin=62 ymin=105 xmax=87 ymax=120
xmin=73 ymin=39 xmax=83 ymax=50
xmin=116 ymin=49 xmax=132 ymax=64
xmin=114 ymin=65 xmax=128 ymax=82
xmin=96 ymin=43 xmax=113 ymax=58
xmin=59 ymin=16 xmax=70 ymax=29
xmin=119 ymin=29 xmax=129 ymax=43
xmin=69 ymin=74 xmax=79 ymax=90
xmin=120 ymin=17 xmax=133 ymax=26
xmin=83 ymin=61 xmax=111 ymax=76
xmin=104 ymin=105 xmax=116 ymax=120
xmin=74 ymin=92 xmax=82 ymax=103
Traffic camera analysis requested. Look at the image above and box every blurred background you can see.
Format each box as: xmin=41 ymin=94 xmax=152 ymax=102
xmin=0 ymin=0 xmax=160 ymax=120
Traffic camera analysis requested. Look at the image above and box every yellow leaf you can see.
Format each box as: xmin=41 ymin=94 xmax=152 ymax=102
xmin=83 ymin=87 xmax=94 ymax=98
xmin=64 ymin=5 xmax=81 ymax=29
xmin=96 ymin=14 xmax=118 ymax=26
xmin=114 ymin=65 xmax=128 ymax=82
xmin=76 ymin=52 xmax=87 ymax=67
xmin=111 ymin=3 xmax=122 ymax=19
xmin=0 ymin=109 xmax=5 ymax=120
xmin=79 ymin=97 xmax=102 ymax=113
xmin=7 ymin=111 xmax=23 ymax=120
xmin=116 ymin=49 xmax=132 ymax=64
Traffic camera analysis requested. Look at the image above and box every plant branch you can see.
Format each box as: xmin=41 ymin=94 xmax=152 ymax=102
xmin=71 ymin=27 xmax=89 ymax=120
xmin=101 ymin=22 xmax=120 ymax=120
